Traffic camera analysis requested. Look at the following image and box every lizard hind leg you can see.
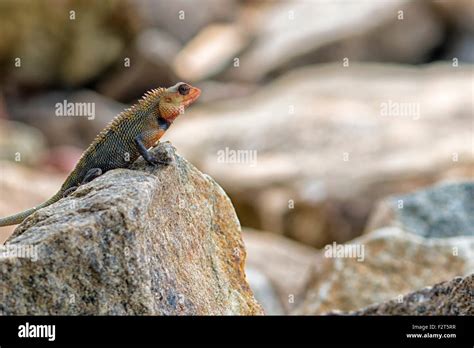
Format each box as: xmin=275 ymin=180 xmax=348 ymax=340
xmin=82 ymin=168 xmax=103 ymax=184
xmin=62 ymin=168 xmax=102 ymax=198
xmin=63 ymin=186 xmax=78 ymax=197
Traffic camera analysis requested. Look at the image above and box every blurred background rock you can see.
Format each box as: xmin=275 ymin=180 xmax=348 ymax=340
xmin=0 ymin=0 xmax=472 ymax=314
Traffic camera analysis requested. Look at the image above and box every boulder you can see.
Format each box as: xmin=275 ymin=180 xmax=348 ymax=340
xmin=434 ymin=0 xmax=474 ymax=32
xmin=366 ymin=181 xmax=474 ymax=238
xmin=0 ymin=143 xmax=262 ymax=315
xmin=243 ymin=229 xmax=319 ymax=314
xmin=0 ymin=119 xmax=46 ymax=165
xmin=168 ymin=63 xmax=473 ymax=247
xmin=294 ymin=228 xmax=474 ymax=314
xmin=173 ymin=23 xmax=249 ymax=82
xmin=433 ymin=0 xmax=474 ymax=62
xmin=0 ymin=0 xmax=138 ymax=87
xmin=245 ymin=267 xmax=285 ymax=315
xmin=225 ymin=0 xmax=443 ymax=81
xmin=133 ymin=0 xmax=238 ymax=43
xmin=97 ymin=28 xmax=181 ymax=101
xmin=7 ymin=90 xmax=126 ymax=148
xmin=342 ymin=274 xmax=474 ymax=315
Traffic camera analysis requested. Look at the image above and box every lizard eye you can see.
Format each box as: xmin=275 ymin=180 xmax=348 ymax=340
xmin=178 ymin=84 xmax=190 ymax=96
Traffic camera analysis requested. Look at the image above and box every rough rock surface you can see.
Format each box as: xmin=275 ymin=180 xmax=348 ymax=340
xmin=169 ymin=63 xmax=473 ymax=247
xmin=0 ymin=143 xmax=263 ymax=315
xmin=366 ymin=181 xmax=474 ymax=238
xmin=294 ymin=228 xmax=474 ymax=315
xmin=342 ymin=274 xmax=474 ymax=315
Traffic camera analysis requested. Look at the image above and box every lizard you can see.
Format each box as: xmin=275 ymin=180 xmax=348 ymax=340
xmin=0 ymin=82 xmax=201 ymax=227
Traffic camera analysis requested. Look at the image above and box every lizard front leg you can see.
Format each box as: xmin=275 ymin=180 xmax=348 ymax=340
xmin=134 ymin=135 xmax=172 ymax=166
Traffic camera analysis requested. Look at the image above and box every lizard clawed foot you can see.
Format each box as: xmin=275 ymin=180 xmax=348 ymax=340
xmin=146 ymin=152 xmax=173 ymax=166
xmin=63 ymin=186 xmax=78 ymax=197
xmin=145 ymin=147 xmax=173 ymax=167
xmin=135 ymin=137 xmax=173 ymax=167
xmin=82 ymin=168 xmax=103 ymax=184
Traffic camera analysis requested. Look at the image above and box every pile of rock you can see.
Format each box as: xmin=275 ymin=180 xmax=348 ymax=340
xmin=1 ymin=144 xmax=471 ymax=315
xmin=244 ymin=182 xmax=473 ymax=315
xmin=169 ymin=63 xmax=473 ymax=248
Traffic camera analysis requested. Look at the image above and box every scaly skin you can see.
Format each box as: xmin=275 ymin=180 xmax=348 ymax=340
xmin=0 ymin=82 xmax=201 ymax=227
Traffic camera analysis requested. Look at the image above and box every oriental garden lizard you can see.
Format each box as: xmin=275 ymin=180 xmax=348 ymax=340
xmin=0 ymin=82 xmax=201 ymax=226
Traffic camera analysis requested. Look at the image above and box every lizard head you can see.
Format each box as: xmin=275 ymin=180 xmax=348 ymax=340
xmin=159 ymin=82 xmax=201 ymax=121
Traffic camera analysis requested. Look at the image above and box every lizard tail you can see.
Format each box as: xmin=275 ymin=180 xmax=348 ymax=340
xmin=0 ymin=191 xmax=64 ymax=227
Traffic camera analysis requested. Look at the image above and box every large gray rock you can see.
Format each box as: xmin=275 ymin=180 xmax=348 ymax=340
xmin=0 ymin=143 xmax=263 ymax=315
xmin=294 ymin=228 xmax=474 ymax=315
xmin=344 ymin=274 xmax=474 ymax=315
xmin=366 ymin=181 xmax=474 ymax=238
